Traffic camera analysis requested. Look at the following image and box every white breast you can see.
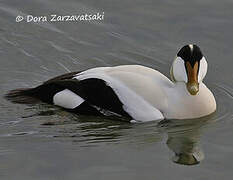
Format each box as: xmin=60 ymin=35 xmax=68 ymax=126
xmin=165 ymin=83 xmax=216 ymax=119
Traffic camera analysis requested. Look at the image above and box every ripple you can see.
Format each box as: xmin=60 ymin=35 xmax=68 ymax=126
xmin=19 ymin=48 xmax=35 ymax=57
xmin=0 ymin=120 xmax=22 ymax=126
xmin=210 ymin=83 xmax=233 ymax=122
xmin=47 ymin=41 xmax=73 ymax=53
xmin=1 ymin=37 xmax=18 ymax=46
xmin=56 ymin=62 xmax=71 ymax=72
xmin=0 ymin=131 xmax=37 ymax=137
xmin=214 ymin=83 xmax=233 ymax=99
xmin=120 ymin=50 xmax=167 ymax=65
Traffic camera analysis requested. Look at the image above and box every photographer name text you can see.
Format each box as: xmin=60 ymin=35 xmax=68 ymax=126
xmin=16 ymin=12 xmax=105 ymax=23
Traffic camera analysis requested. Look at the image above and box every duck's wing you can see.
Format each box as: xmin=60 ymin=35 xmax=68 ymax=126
xmin=75 ymin=65 xmax=172 ymax=112
xmin=73 ymin=66 xmax=167 ymax=121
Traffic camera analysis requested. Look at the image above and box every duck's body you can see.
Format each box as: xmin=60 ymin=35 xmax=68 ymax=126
xmin=5 ymin=44 xmax=216 ymax=122
xmin=72 ymin=65 xmax=215 ymax=121
xmin=74 ymin=65 xmax=169 ymax=121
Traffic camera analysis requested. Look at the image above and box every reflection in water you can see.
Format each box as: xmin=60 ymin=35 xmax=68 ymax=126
xmin=167 ymin=131 xmax=204 ymax=165
xmin=0 ymin=97 xmax=221 ymax=166
xmin=163 ymin=123 xmax=203 ymax=165
xmin=158 ymin=115 xmax=216 ymax=165
xmin=33 ymin=105 xmax=217 ymax=165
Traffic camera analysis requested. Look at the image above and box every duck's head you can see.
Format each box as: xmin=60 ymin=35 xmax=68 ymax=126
xmin=172 ymin=151 xmax=204 ymax=165
xmin=170 ymin=44 xmax=207 ymax=95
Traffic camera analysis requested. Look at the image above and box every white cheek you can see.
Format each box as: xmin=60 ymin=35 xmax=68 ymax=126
xmin=173 ymin=57 xmax=188 ymax=83
xmin=198 ymin=57 xmax=208 ymax=82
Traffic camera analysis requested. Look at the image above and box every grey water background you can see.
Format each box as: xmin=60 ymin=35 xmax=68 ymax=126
xmin=0 ymin=0 xmax=233 ymax=179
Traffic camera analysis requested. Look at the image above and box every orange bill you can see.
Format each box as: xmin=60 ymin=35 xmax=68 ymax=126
xmin=185 ymin=61 xmax=199 ymax=95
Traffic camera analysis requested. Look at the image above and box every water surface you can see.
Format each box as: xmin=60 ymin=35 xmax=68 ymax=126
xmin=1 ymin=0 xmax=233 ymax=179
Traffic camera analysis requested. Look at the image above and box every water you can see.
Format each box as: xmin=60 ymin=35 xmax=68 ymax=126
xmin=1 ymin=0 xmax=233 ymax=179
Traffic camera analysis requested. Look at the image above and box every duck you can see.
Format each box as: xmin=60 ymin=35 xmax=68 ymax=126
xmin=5 ymin=44 xmax=216 ymax=122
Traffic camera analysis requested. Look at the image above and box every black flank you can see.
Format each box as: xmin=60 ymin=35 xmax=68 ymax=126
xmin=5 ymin=72 xmax=132 ymax=119
xmin=53 ymin=78 xmax=132 ymax=118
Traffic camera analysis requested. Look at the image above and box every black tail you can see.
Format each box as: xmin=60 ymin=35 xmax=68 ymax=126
xmin=4 ymin=71 xmax=83 ymax=105
xmin=4 ymin=88 xmax=41 ymax=104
